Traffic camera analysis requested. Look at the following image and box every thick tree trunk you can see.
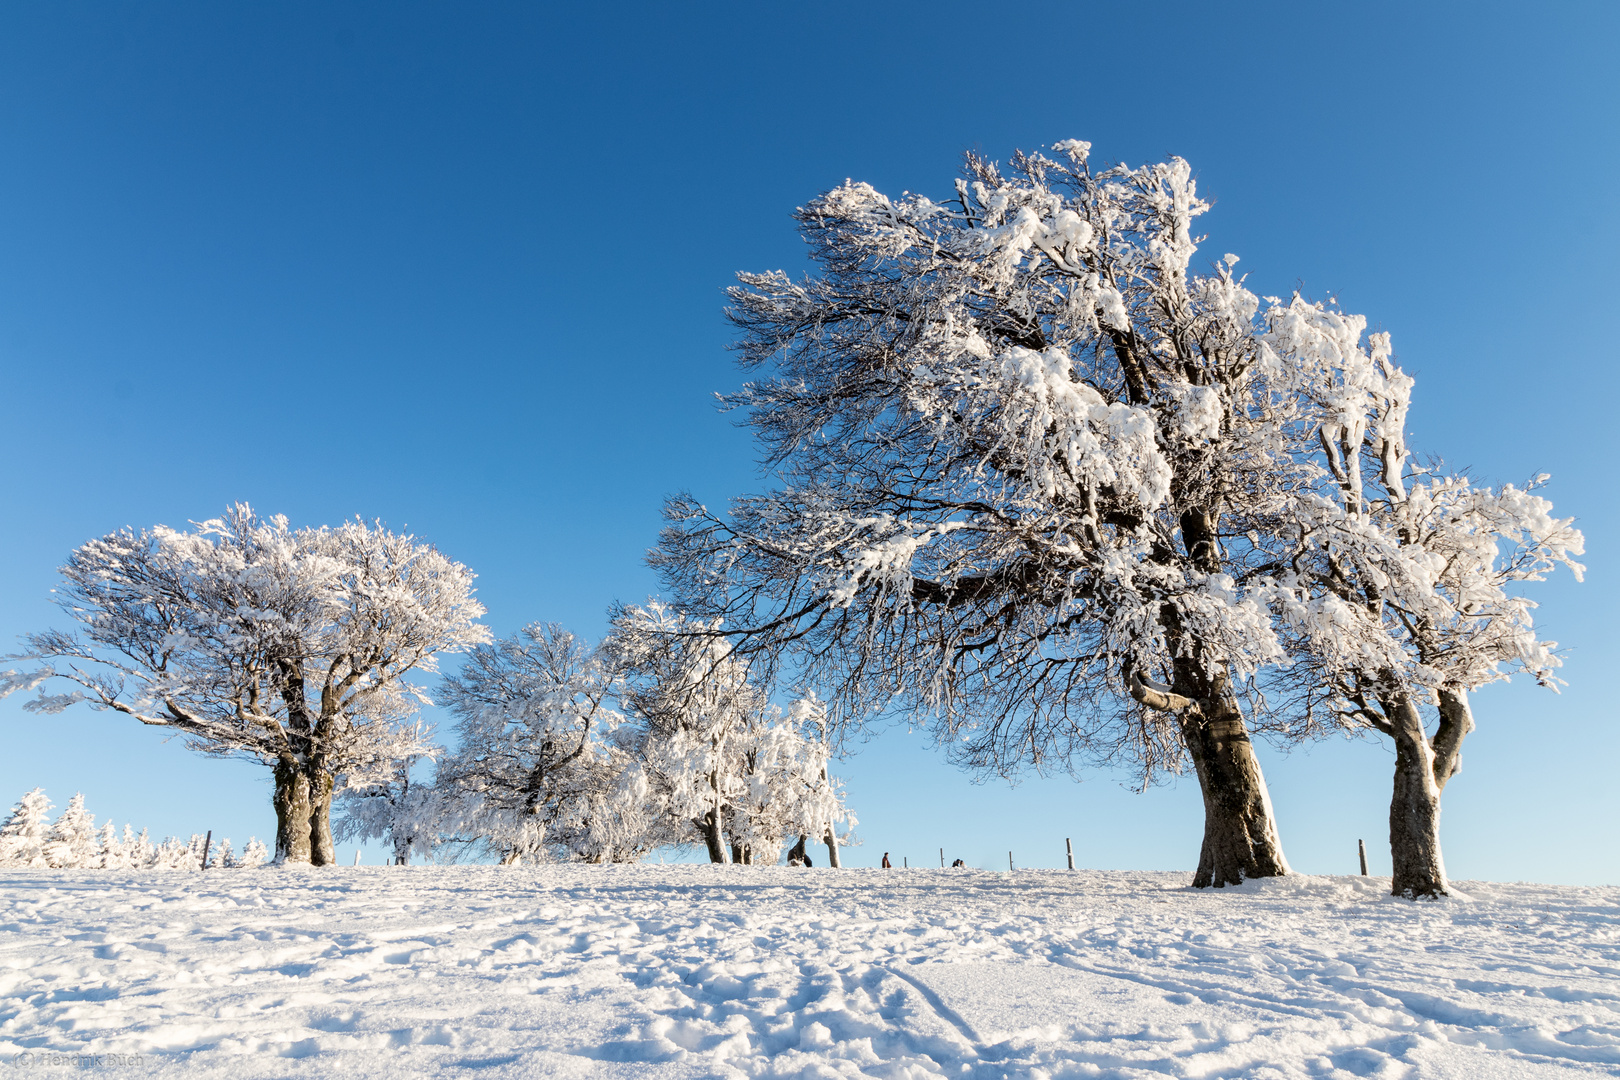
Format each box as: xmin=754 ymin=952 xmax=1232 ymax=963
xmin=701 ymin=809 xmax=729 ymax=864
xmin=1157 ymin=518 xmax=1291 ymax=889
xmin=823 ymin=826 xmax=842 ymax=868
xmin=1383 ymin=688 xmax=1457 ymax=899
xmin=273 ymin=760 xmax=313 ymax=865
xmin=1182 ymin=689 xmax=1290 ymax=888
xmin=307 ymin=769 xmax=336 ymax=867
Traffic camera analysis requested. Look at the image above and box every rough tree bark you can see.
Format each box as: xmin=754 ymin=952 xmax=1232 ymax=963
xmin=273 ymin=759 xmax=313 ymax=864
xmin=701 ymin=805 xmax=729 ymax=864
xmin=1134 ymin=516 xmax=1291 ymax=888
xmin=1131 ymin=666 xmax=1290 ymax=888
xmin=1382 ymin=686 xmax=1473 ymax=899
xmin=307 ymin=768 xmax=336 ymax=867
xmin=1182 ymin=700 xmax=1290 ymax=888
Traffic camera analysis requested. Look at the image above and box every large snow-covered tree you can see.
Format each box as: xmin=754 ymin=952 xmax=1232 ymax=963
xmin=0 ymin=505 xmax=489 ymax=865
xmin=1255 ymin=325 xmax=1585 ymax=896
xmin=652 ymin=140 xmax=1414 ymax=885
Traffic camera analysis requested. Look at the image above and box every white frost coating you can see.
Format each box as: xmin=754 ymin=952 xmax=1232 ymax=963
xmin=991 ymin=346 xmax=1170 ymax=508
xmin=705 ymin=135 xmax=1582 ymax=793
xmin=1095 ymin=281 xmax=1131 ymax=329
xmin=827 ymin=518 xmax=967 ymax=607
xmin=1168 ymin=383 xmax=1223 ymax=442
xmin=1052 ymin=137 xmax=1091 ymax=162
xmin=0 ymin=867 xmax=1614 ymax=1078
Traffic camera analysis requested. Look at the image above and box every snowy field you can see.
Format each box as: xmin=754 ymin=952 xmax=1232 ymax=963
xmin=2 ymin=867 xmax=1618 ymax=1079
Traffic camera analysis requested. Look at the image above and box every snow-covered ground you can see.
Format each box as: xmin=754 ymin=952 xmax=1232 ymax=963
xmin=2 ymin=866 xmax=1617 ymax=1078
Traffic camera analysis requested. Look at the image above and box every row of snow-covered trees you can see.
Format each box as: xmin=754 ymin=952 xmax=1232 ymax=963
xmin=646 ymin=140 xmax=1583 ymax=898
xmin=0 ymin=137 xmax=1584 ymax=896
xmin=334 ymin=611 xmax=853 ymax=867
xmin=0 ymin=788 xmax=268 ymax=869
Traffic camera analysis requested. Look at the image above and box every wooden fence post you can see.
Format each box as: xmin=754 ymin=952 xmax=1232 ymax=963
xmin=200 ymin=830 xmax=212 ymax=871
xmin=1358 ymin=839 xmax=1369 ymax=876
xmin=1066 ymin=837 xmax=1075 ymax=870
xmin=1008 ymin=851 xmax=1014 ymax=872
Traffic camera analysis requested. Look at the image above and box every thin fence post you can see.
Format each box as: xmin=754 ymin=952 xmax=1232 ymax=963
xmin=940 ymin=847 xmax=944 ymax=868
xmin=903 ymin=856 xmax=907 ymax=868
xmin=201 ymin=830 xmax=212 ymax=871
xmin=1066 ymin=837 xmax=1075 ymax=871
xmin=1358 ymin=839 xmax=1369 ymax=876
xmin=1008 ymin=851 xmax=1014 ymax=873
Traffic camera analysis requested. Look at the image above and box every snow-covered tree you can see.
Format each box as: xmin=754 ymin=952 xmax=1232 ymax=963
xmin=0 ymin=788 xmax=52 ymax=868
xmin=0 ymin=504 xmax=489 ymax=866
xmin=334 ymin=755 xmax=448 ymax=865
xmin=1253 ymin=325 xmax=1585 ymax=896
xmin=651 ymin=141 xmax=1419 ymax=885
xmin=238 ymin=838 xmax=269 ymax=868
xmin=430 ymin=623 xmax=658 ymax=864
xmin=720 ymin=695 xmax=854 ymax=866
xmin=125 ymin=827 xmax=154 ymax=868
xmin=96 ymin=821 xmax=126 ymax=869
xmin=613 ymin=604 xmax=854 ymax=865
xmin=43 ymin=793 xmax=98 ymax=868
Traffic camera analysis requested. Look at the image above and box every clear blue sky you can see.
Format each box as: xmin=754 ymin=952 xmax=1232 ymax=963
xmin=2 ymin=2 xmax=1615 ymax=881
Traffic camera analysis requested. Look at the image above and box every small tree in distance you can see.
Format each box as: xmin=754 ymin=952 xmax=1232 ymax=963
xmin=0 ymin=505 xmax=489 ymax=865
xmin=0 ymin=788 xmax=52 ymax=867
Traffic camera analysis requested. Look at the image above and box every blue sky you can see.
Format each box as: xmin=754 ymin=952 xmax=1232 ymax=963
xmin=1 ymin=2 xmax=1615 ymax=880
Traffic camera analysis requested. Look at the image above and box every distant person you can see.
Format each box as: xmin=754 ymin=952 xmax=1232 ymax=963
xmin=881 ymin=852 xmax=892 ymax=869
xmin=951 ymin=858 xmax=965 ymax=868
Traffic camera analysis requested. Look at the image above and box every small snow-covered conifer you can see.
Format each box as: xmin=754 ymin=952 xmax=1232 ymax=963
xmin=0 ymin=788 xmax=53 ymax=868
xmin=130 ymin=828 xmax=155 ymax=868
xmin=210 ymin=838 xmax=233 ymax=869
xmin=238 ymin=838 xmax=269 ymax=868
xmin=44 ymin=793 xmax=98 ymax=868
xmin=96 ymin=821 xmax=126 ymax=870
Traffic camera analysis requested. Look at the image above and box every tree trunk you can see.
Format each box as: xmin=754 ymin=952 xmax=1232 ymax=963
xmin=1153 ymin=522 xmax=1291 ymax=889
xmin=273 ymin=760 xmax=313 ymax=865
xmin=1182 ymin=689 xmax=1291 ymax=888
xmin=307 ymin=769 xmax=336 ymax=867
xmin=1385 ymin=690 xmax=1449 ymax=899
xmin=701 ymin=809 xmax=729 ymax=864
xmin=823 ymin=826 xmax=842 ymax=868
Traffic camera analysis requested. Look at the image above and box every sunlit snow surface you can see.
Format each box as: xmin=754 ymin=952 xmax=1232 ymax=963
xmin=2 ymin=867 xmax=1617 ymax=1078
